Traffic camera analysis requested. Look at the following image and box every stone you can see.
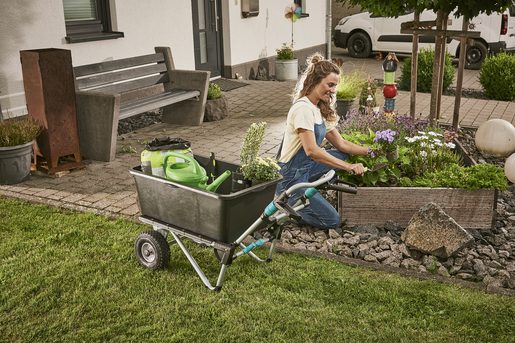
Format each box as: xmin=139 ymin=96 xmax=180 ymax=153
xmin=338 ymin=246 xmax=353 ymax=257
xmin=473 ymin=259 xmax=488 ymax=277
xmin=382 ymin=256 xmax=401 ymax=268
xmin=437 ymin=266 xmax=451 ymax=277
xmin=328 ymin=229 xmax=340 ymax=239
xmin=371 ymin=250 xmax=391 ymax=262
xmin=456 ymin=272 xmax=475 ymax=281
xmin=378 ymin=236 xmax=395 ymax=247
xmin=364 ymin=254 xmax=378 ymax=263
xmin=401 ymin=258 xmax=420 ymax=269
xmin=342 ymin=236 xmax=360 ymax=246
xmin=281 ymin=230 xmax=293 ymax=241
xmin=499 ymin=250 xmax=510 ymax=259
xmin=203 ymin=96 xmax=229 ymax=122
xmin=401 ymin=202 xmax=474 ymax=258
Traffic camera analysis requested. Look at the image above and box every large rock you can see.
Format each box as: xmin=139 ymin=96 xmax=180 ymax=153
xmin=203 ymin=96 xmax=228 ymax=122
xmin=401 ymin=202 xmax=474 ymax=259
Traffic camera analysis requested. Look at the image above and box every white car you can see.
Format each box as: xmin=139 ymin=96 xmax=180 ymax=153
xmin=334 ymin=7 xmax=515 ymax=69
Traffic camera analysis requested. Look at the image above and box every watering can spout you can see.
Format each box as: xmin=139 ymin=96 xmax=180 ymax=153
xmin=206 ymin=170 xmax=232 ymax=192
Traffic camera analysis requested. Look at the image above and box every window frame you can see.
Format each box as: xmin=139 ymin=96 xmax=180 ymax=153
xmin=294 ymin=0 xmax=309 ymax=18
xmin=64 ymin=0 xmax=124 ymax=43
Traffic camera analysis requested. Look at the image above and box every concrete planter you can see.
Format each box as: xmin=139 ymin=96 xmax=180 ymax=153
xmin=338 ymin=187 xmax=497 ymax=230
xmin=275 ymin=59 xmax=298 ymax=81
xmin=336 ymin=99 xmax=354 ymax=119
xmin=0 ymin=141 xmax=33 ymax=185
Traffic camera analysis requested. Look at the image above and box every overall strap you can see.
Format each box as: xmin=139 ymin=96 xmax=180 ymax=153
xmin=275 ymin=98 xmax=313 ymax=160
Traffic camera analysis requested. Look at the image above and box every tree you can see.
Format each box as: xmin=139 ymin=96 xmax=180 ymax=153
xmin=336 ymin=0 xmax=513 ymax=126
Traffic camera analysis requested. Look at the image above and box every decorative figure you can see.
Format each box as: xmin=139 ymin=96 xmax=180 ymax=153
xmin=382 ymin=52 xmax=398 ymax=113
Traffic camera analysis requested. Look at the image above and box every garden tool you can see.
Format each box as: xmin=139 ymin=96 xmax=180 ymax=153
xmin=163 ymin=152 xmax=231 ymax=192
xmin=363 ymin=163 xmax=388 ymax=173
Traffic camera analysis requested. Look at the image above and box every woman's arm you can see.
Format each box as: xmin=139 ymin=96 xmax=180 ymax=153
xmin=298 ymin=129 xmax=365 ymax=175
xmin=325 ymin=129 xmax=369 ymax=156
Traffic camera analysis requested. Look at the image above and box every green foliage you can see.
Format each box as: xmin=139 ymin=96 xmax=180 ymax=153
xmin=276 ymin=43 xmax=295 ymax=60
xmin=479 ymin=52 xmax=515 ymax=101
xmin=336 ymin=71 xmax=365 ymax=101
xmin=207 ymin=83 xmax=222 ymax=100
xmin=0 ymin=117 xmax=41 ymax=147
xmin=2 ymin=198 xmax=515 ymax=341
xmin=399 ymin=163 xmax=508 ymax=190
xmin=335 ymin=0 xmax=513 ymax=20
xmin=239 ymin=122 xmax=280 ymax=181
xmin=399 ymin=48 xmax=455 ymax=93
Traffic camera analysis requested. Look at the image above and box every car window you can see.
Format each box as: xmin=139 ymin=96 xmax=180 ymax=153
xmin=510 ymin=5 xmax=515 ymax=17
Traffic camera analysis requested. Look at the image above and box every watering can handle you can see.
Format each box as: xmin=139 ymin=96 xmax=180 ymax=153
xmin=162 ymin=152 xmax=202 ymax=175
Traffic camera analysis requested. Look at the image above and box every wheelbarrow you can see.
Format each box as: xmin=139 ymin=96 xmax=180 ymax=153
xmin=130 ymin=155 xmax=357 ymax=291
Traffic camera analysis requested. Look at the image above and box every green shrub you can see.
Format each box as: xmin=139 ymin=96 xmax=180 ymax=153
xmin=358 ymin=79 xmax=378 ymax=108
xmin=336 ymin=71 xmax=365 ymax=101
xmin=207 ymin=83 xmax=222 ymax=100
xmin=399 ymin=48 xmax=455 ymax=93
xmin=479 ymin=53 xmax=515 ymax=101
xmin=0 ymin=117 xmax=41 ymax=147
xmin=399 ymin=163 xmax=507 ymax=190
xmin=276 ymin=43 xmax=295 ymax=60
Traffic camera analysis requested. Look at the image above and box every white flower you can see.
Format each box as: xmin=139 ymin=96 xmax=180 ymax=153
xmin=432 ymin=150 xmax=438 ymax=156
xmin=434 ymin=141 xmax=443 ymax=147
xmin=420 ymin=151 xmax=428 ymax=158
xmin=445 ymin=142 xmax=456 ymax=149
xmin=433 ymin=138 xmax=441 ymax=143
xmin=428 ymin=131 xmax=443 ymax=137
xmin=419 ymin=142 xmax=427 ymax=148
xmin=405 ymin=137 xmax=416 ymax=143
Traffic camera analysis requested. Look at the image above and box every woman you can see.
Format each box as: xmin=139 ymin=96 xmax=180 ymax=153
xmin=275 ymin=54 xmax=370 ymax=229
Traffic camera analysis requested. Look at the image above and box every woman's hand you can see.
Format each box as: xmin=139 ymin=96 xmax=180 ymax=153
xmin=349 ymin=163 xmax=365 ymax=176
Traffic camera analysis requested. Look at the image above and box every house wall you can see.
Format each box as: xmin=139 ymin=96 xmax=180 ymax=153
xmin=222 ymin=0 xmax=328 ymax=79
xmin=0 ymin=0 xmax=195 ymax=117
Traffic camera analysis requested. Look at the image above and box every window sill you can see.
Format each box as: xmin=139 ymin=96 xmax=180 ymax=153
xmin=65 ymin=31 xmax=124 ymax=43
xmin=300 ymin=13 xmax=309 ymax=18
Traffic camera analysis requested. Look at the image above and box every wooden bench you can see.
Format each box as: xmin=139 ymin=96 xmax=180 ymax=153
xmin=74 ymin=46 xmax=210 ymax=162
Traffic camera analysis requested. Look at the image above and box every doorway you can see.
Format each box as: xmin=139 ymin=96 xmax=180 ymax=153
xmin=191 ymin=0 xmax=223 ymax=78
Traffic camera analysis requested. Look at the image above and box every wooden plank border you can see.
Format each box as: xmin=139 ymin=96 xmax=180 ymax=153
xmin=338 ymin=187 xmax=497 ymax=229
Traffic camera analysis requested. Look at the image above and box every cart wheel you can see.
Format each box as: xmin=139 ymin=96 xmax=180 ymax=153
xmin=135 ymin=230 xmax=170 ymax=270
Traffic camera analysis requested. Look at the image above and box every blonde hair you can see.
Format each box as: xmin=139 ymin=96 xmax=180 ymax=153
xmin=292 ymin=53 xmax=340 ymax=122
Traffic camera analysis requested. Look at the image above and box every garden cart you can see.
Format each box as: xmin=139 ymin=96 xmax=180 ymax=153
xmin=130 ymin=155 xmax=357 ymax=292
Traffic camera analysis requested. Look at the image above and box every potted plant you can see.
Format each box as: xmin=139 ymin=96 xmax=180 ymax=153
xmin=203 ymin=83 xmax=228 ymax=122
xmin=232 ymin=122 xmax=281 ymax=192
xmin=0 ymin=116 xmax=41 ymax=184
xmin=275 ymin=4 xmax=302 ymax=81
xmin=335 ymin=70 xmax=364 ymax=119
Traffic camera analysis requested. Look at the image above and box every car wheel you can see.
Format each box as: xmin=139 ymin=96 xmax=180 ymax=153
xmin=347 ymin=32 xmax=372 ymax=58
xmin=465 ymin=41 xmax=488 ymax=70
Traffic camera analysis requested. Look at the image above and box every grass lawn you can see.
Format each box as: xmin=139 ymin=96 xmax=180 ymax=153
xmin=1 ymin=197 xmax=514 ymax=342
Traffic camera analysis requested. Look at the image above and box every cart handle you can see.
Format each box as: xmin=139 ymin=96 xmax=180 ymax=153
xmin=284 ymin=170 xmax=335 ymax=196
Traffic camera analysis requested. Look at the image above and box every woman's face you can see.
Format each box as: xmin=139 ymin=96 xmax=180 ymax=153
xmin=310 ymin=72 xmax=339 ymax=103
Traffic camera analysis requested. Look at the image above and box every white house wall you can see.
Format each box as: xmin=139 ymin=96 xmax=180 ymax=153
xmin=0 ymin=0 xmax=195 ymax=117
xmin=223 ymin=0 xmax=328 ymax=66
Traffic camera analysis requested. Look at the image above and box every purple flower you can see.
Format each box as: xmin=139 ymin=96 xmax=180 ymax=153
xmin=374 ymin=129 xmax=397 ymax=144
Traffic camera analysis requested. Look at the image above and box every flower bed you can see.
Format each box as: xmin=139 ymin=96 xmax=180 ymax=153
xmin=336 ymin=110 xmax=507 ymax=230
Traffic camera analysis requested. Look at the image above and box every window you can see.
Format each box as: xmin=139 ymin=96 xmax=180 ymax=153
xmin=293 ymin=0 xmax=309 ymax=18
xmin=63 ymin=0 xmax=123 ymax=43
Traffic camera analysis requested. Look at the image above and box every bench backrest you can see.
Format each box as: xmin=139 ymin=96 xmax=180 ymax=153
xmin=74 ymin=47 xmax=174 ymax=95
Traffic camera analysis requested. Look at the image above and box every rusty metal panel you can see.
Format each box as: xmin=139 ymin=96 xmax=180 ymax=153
xmin=20 ymin=48 xmax=82 ymax=173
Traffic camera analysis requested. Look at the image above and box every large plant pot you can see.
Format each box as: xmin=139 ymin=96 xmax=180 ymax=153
xmin=336 ymin=99 xmax=354 ymax=119
xmin=275 ymin=59 xmax=298 ymax=81
xmin=0 ymin=141 xmax=33 ymax=185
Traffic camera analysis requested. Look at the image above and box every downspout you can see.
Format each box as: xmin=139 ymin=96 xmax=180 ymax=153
xmin=326 ymin=0 xmax=332 ymax=59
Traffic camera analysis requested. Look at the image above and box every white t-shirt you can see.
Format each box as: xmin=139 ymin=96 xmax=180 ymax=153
xmin=278 ymin=97 xmax=338 ymax=163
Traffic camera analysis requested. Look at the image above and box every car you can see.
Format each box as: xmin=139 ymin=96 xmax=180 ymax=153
xmin=334 ymin=7 xmax=515 ymax=69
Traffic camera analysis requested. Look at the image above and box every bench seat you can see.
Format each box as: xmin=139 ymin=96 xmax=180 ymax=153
xmin=73 ymin=46 xmax=210 ymax=162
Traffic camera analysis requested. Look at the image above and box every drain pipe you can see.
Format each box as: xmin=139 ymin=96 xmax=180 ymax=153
xmin=326 ymin=0 xmax=332 ymax=60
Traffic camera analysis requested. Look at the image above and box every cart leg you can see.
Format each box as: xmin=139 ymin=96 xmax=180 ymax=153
xmin=169 ymin=231 xmax=228 ymax=292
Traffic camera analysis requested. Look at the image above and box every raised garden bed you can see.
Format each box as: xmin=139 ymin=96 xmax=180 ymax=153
xmin=338 ymin=138 xmax=498 ymax=230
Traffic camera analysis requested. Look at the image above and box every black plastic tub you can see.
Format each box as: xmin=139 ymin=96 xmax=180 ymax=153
xmin=129 ymin=155 xmax=281 ymax=243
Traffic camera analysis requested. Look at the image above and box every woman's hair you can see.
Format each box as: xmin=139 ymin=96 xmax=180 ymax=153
xmin=293 ymin=53 xmax=340 ymax=122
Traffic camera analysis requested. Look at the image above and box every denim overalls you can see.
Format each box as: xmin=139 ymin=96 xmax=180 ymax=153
xmin=275 ymin=100 xmax=348 ymax=229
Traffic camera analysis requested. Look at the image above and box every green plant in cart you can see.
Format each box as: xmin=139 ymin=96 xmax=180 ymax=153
xmin=239 ymin=122 xmax=280 ymax=182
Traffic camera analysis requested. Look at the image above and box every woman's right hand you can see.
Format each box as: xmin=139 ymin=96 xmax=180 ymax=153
xmin=349 ymin=163 xmax=365 ymax=176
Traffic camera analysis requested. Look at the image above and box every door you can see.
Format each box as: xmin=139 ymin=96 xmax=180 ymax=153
xmin=192 ymin=0 xmax=223 ymax=77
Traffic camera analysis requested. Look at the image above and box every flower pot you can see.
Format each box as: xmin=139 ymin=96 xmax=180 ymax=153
xmin=231 ymin=172 xmax=252 ymax=192
xmin=0 ymin=141 xmax=33 ymax=185
xmin=336 ymin=99 xmax=354 ymax=119
xmin=386 ymin=146 xmax=399 ymax=162
xmin=275 ymin=59 xmax=298 ymax=81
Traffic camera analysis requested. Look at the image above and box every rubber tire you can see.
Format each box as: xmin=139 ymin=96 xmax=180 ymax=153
xmin=347 ymin=32 xmax=372 ymax=58
xmin=465 ymin=41 xmax=488 ymax=70
xmin=135 ymin=230 xmax=170 ymax=270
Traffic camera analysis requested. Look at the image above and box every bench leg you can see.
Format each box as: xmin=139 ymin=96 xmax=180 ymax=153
xmin=161 ymin=98 xmax=205 ymax=126
xmin=76 ymin=93 xmax=120 ymax=162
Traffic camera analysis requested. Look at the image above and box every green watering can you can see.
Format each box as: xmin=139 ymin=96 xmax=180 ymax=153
xmin=163 ymin=152 xmax=231 ymax=193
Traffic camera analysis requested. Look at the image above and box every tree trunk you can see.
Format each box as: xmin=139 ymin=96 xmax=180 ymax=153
xmin=429 ymin=10 xmax=444 ymax=125
xmin=410 ymin=11 xmax=420 ymax=119
xmin=453 ymin=19 xmax=469 ymax=131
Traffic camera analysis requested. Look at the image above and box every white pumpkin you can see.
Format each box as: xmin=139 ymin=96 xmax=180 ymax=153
xmin=505 ymin=153 xmax=515 ymax=183
xmin=475 ymin=119 xmax=515 ymax=157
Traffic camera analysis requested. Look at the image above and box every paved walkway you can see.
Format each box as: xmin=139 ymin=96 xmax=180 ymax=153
xmin=1 ymin=56 xmax=514 ymax=218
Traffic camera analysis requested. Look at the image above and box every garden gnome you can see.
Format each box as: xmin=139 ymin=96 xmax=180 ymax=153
xmin=382 ymin=52 xmax=398 ymax=113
